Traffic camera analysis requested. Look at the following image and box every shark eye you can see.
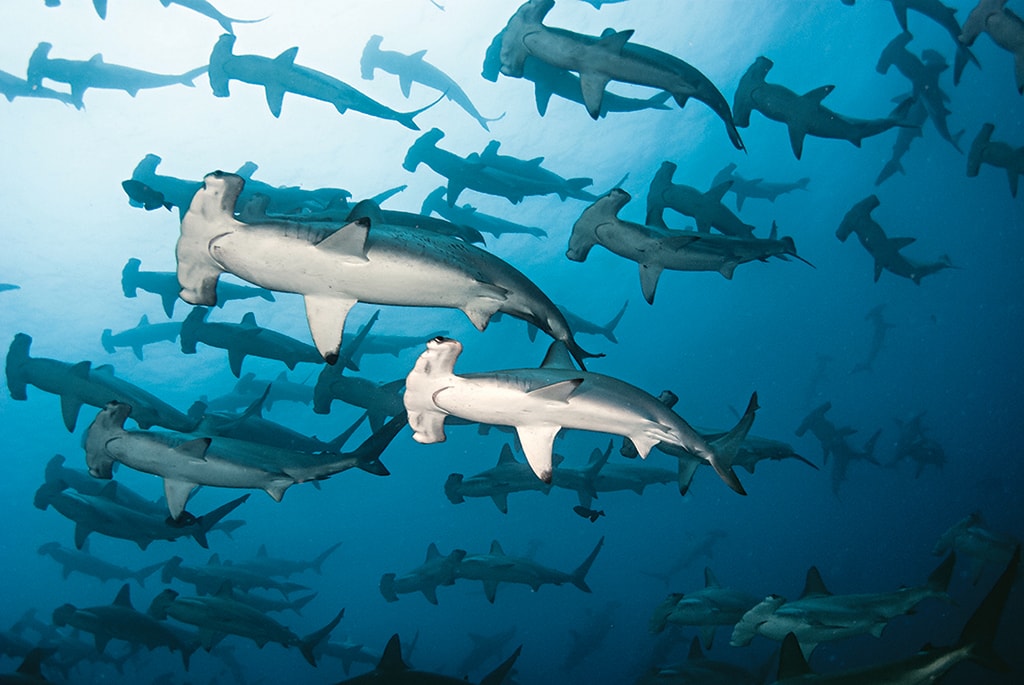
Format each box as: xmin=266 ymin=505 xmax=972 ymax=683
xmin=430 ymin=336 xmax=448 ymax=344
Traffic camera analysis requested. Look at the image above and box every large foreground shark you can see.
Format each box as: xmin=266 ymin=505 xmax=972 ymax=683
xmin=404 ymin=337 xmax=754 ymax=492
xmin=176 ymin=171 xmax=598 ymax=368
xmin=966 ymin=122 xmax=1023 ymax=197
xmin=960 ymin=0 xmax=1024 ymax=94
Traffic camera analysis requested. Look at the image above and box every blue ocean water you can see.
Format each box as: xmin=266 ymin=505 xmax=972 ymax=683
xmin=1 ymin=0 xmax=1022 ymax=683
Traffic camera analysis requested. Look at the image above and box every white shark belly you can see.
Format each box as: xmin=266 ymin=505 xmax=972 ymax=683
xmin=209 ymin=231 xmax=498 ymax=309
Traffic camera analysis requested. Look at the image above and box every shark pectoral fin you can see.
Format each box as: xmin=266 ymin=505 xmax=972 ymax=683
xmin=527 ymin=378 xmax=583 ymax=402
xmin=264 ymin=85 xmax=286 ymax=118
xmin=304 ymin=295 xmax=356 ymax=365
xmin=227 ymin=348 xmax=246 ymax=378
xmin=160 ymin=291 xmax=177 ymax=317
xmin=423 ymin=586 xmax=439 ymax=605
xmin=869 ymin=622 xmax=887 ymax=638
xmin=1007 ymin=168 xmax=1020 ymax=198
xmin=484 ymin=580 xmax=499 ymax=603
xmin=700 ymin=626 xmax=716 ymax=650
xmin=516 ymin=424 xmax=561 ymax=483
xmin=579 ymin=72 xmax=611 ymax=119
xmin=94 ymin=633 xmax=111 ymax=653
xmin=873 ymin=260 xmax=884 ymax=282
xmin=787 ymin=125 xmax=807 ymax=160
xmin=59 ymin=395 xmax=84 ymax=432
xmin=491 ymin=492 xmax=509 ymax=514
xmin=266 ymin=479 xmax=292 ymax=502
xmin=638 ymin=263 xmax=664 ymax=305
xmin=131 ymin=345 xmax=144 ymax=361
xmin=399 ymin=75 xmax=413 ymax=98
xmin=163 ymin=479 xmax=197 ymax=520
xmin=74 ymin=523 xmax=91 ymax=550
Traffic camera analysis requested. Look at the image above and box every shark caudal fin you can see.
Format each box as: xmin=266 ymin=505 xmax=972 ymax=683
xmin=380 ymin=573 xmax=399 ymax=602
xmin=299 ymin=608 xmax=345 ymax=667
xmin=290 ymin=592 xmax=318 ymax=615
xmin=134 ymin=561 xmax=164 ymax=587
xmin=707 ymin=392 xmax=759 ymax=496
xmin=192 ymin=494 xmax=250 ymax=548
xmin=957 ymin=546 xmax=1019 ymax=672
xmin=349 ymin=412 xmax=408 ymax=476
xmin=311 ymin=542 xmax=342 ymax=575
xmin=927 ymin=552 xmax=957 ymax=595
xmin=480 ymin=645 xmax=523 ymax=685
xmin=600 ymin=300 xmax=629 ymax=343
xmin=5 ymin=332 xmax=34 ymax=400
xmin=570 ymin=536 xmax=605 ymax=593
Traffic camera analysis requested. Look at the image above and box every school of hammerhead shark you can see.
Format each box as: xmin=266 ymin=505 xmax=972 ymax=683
xmin=2 ymin=0 xmax=1024 ymax=683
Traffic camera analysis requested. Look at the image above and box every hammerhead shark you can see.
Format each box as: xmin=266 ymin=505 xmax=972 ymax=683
xmin=404 ymin=128 xmax=598 ymax=205
xmin=841 ymin=0 xmax=979 ymax=84
xmin=836 ymin=194 xmax=953 ymax=284
xmin=361 ymin=34 xmax=504 ymax=130
xmin=966 ymin=122 xmax=1024 ymax=197
xmin=208 ymin=34 xmax=435 ymax=127
xmin=646 ymin=161 xmax=756 ymax=237
xmin=26 ymin=42 xmax=206 ymax=108
xmin=380 ymin=543 xmax=467 ymax=604
xmin=960 ymin=0 xmax=1024 ymax=94
xmin=493 ymin=0 xmax=744 ymax=149
xmin=179 ymin=307 xmax=324 ymax=378
xmin=404 ymin=336 xmax=755 ymax=493
xmin=711 ymin=163 xmax=809 ymax=211
xmin=176 ymin=170 xmax=599 ymax=369
xmin=733 ymin=56 xmax=912 ymax=159
xmin=568 ymin=189 xmax=810 ymax=304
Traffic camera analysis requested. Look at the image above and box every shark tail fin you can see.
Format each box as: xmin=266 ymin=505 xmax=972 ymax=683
xmin=5 ymin=332 xmax=33 ymax=400
xmin=708 ymin=392 xmax=759 ymax=496
xmin=192 ymin=494 xmax=250 ymax=548
xmin=300 ymin=608 xmax=344 ymax=667
xmin=395 ymin=91 xmax=447 ymax=131
xmin=291 ymin=592 xmax=318 ymax=615
xmin=351 ymin=412 xmax=407 ymax=476
xmin=601 ymin=300 xmax=629 ymax=343
xmin=570 ymin=536 xmax=605 ymax=593
xmin=325 ymin=412 xmax=368 ymax=452
xmin=958 ymin=546 xmax=1019 ymax=672
xmin=134 ymin=561 xmax=164 ymax=587
xmin=311 ymin=542 xmax=342 ymax=575
xmin=480 ymin=645 xmax=523 ymax=685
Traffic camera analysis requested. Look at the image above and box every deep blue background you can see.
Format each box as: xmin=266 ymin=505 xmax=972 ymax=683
xmin=1 ymin=1 xmax=1022 ymax=683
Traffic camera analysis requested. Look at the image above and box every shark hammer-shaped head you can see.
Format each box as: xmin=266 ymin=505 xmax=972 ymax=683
xmin=84 ymin=401 xmax=132 ymax=479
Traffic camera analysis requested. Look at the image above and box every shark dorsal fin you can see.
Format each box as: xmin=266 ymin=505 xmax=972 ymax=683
xmin=527 ymin=378 xmax=582 ymax=402
xmin=346 ymin=199 xmax=386 ymax=225
xmin=316 ymin=218 xmax=371 ymax=261
xmin=239 ymin=312 xmax=258 ymax=328
xmin=377 ymin=634 xmax=408 ymax=672
xmin=425 ymin=542 xmax=441 ymax=562
xmin=214 ymin=582 xmax=234 ymax=598
xmin=769 ymin=221 xmax=778 ymax=240
xmin=112 ymin=584 xmax=132 ymax=608
xmin=803 ymin=85 xmax=834 ymax=103
xmin=489 ymin=540 xmax=505 ymax=556
xmin=704 ymin=567 xmax=720 ymax=588
xmin=208 ymin=553 xmax=221 ymax=565
xmin=596 ymin=29 xmax=634 ymax=54
xmin=777 ymin=632 xmax=813 ymax=679
xmin=69 ymin=361 xmax=92 ymax=378
xmin=92 ymin=364 xmax=115 ymax=376
xmin=497 ymin=443 xmax=516 ymax=465
xmin=90 ymin=53 xmax=104 ymax=63
xmin=275 ymin=47 xmax=299 ymax=66
xmin=410 ymin=49 xmax=427 ymax=61
xmin=801 ymin=566 xmax=831 ymax=597
xmin=138 ymin=315 xmax=150 ymax=327
xmin=539 ymin=341 xmax=577 ymax=370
